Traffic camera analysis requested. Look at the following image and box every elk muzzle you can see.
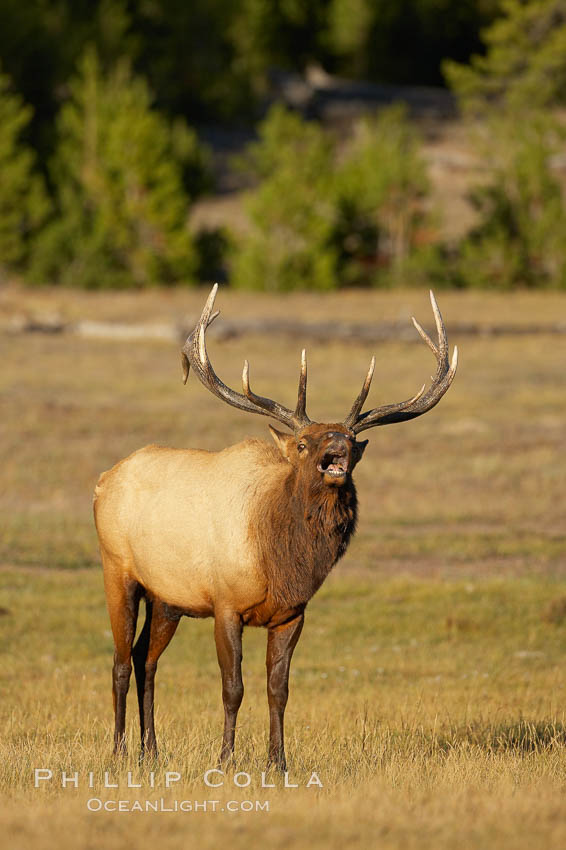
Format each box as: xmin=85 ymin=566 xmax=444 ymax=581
xmin=316 ymin=432 xmax=353 ymax=487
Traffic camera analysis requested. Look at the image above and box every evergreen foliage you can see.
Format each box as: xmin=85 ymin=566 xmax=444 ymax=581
xmin=3 ymin=0 xmax=566 ymax=291
xmin=445 ymin=0 xmax=566 ymax=113
xmin=0 ymin=67 xmax=49 ymax=274
xmin=333 ymin=105 xmax=429 ymax=286
xmin=0 ymin=0 xmax=502 ymax=152
xmin=327 ymin=0 xmax=500 ymax=86
xmin=452 ymin=116 xmax=566 ymax=289
xmin=30 ymin=49 xmax=204 ymax=288
xmin=232 ymin=105 xmax=337 ymax=291
xmin=231 ymin=104 xmax=430 ymax=291
xmin=444 ymin=0 xmax=566 ymax=289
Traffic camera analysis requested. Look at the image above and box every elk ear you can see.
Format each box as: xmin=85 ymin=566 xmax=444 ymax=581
xmin=353 ymin=438 xmax=369 ymax=464
xmin=268 ymin=425 xmax=294 ymax=460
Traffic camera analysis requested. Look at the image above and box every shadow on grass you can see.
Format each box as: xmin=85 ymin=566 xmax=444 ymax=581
xmin=429 ymin=720 xmax=566 ymax=754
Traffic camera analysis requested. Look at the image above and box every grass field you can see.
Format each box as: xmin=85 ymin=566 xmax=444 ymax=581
xmin=1 ymin=285 xmax=566 ymax=848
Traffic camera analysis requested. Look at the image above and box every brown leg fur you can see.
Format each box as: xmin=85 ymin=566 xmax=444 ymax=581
xmin=132 ymin=598 xmax=179 ymax=758
xmin=103 ymin=562 xmax=143 ymax=755
xmin=214 ymin=610 xmax=244 ymax=764
xmin=266 ymin=613 xmax=304 ymax=770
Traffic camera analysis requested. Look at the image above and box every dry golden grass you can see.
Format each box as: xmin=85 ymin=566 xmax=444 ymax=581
xmin=1 ymin=286 xmax=566 ymax=848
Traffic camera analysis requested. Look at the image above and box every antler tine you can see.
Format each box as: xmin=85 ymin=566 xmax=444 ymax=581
xmin=430 ymin=289 xmax=448 ymax=359
xmin=343 ymin=356 xmax=375 ymax=430
xmin=411 ymin=292 xmax=449 ymax=360
xmin=294 ymin=349 xmax=309 ymax=423
xmin=182 ymin=285 xmax=310 ymax=432
xmin=242 ymin=358 xmax=311 ymax=428
xmin=346 ymin=293 xmax=458 ymax=434
xmin=182 ymin=284 xmax=220 ymax=385
xmin=411 ymin=316 xmax=437 ymax=357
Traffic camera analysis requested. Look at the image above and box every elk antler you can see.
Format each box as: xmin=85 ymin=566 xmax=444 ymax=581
xmin=343 ymin=291 xmax=458 ymax=434
xmin=182 ymin=284 xmax=312 ymax=432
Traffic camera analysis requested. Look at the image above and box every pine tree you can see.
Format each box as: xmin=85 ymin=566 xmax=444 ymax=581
xmin=445 ymin=0 xmax=566 ymax=113
xmin=444 ymin=0 xmax=566 ymax=289
xmin=231 ymin=105 xmax=337 ymax=291
xmin=231 ymin=104 xmax=430 ymax=291
xmin=0 ymin=67 xmax=49 ymax=274
xmin=31 ymin=48 xmax=203 ymax=288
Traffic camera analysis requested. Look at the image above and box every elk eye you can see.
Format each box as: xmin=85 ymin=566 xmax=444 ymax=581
xmin=297 ymin=443 xmax=306 ymax=453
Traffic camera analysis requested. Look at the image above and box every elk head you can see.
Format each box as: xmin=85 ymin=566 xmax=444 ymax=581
xmin=181 ymin=284 xmax=458 ymax=484
xmin=267 ymin=423 xmax=366 ymax=488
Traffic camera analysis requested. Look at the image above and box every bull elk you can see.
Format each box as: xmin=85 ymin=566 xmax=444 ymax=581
xmin=94 ymin=285 xmax=457 ymax=769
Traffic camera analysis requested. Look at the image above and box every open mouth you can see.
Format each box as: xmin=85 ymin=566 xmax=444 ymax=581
xmin=317 ymin=452 xmax=349 ymax=478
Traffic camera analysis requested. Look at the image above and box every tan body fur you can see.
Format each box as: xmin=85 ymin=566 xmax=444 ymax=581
xmin=95 ymin=439 xmax=290 ymax=624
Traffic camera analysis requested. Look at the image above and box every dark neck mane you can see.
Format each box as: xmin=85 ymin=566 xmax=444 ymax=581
xmin=252 ymin=467 xmax=358 ymax=609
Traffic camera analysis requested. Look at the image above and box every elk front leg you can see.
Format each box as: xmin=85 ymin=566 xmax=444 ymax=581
xmin=214 ymin=610 xmax=244 ymax=764
xmin=266 ymin=612 xmax=304 ymax=771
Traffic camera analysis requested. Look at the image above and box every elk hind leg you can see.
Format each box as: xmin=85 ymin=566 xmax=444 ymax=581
xmin=132 ymin=597 xmax=180 ymax=758
xmin=103 ymin=563 xmax=143 ymax=755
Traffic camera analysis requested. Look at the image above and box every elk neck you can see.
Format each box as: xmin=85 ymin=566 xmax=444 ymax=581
xmin=250 ymin=460 xmax=358 ymax=613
